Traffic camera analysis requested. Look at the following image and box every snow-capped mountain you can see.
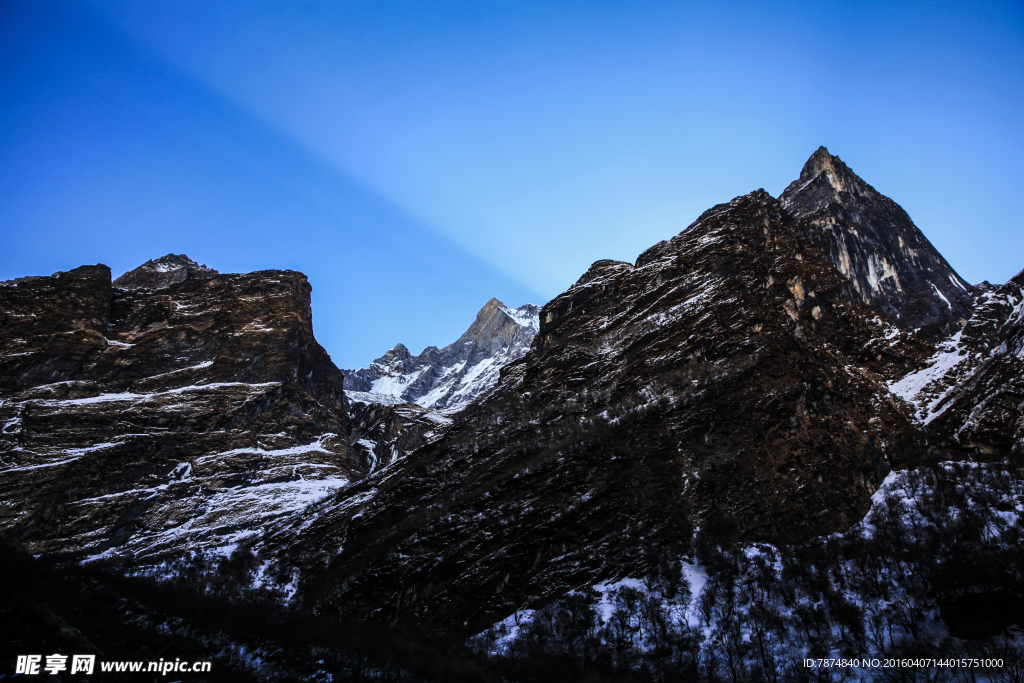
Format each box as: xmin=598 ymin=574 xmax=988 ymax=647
xmin=343 ymin=298 xmax=541 ymax=410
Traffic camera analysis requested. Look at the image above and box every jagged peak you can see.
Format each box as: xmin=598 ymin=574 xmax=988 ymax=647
xmin=778 ymin=147 xmax=975 ymax=340
xmin=799 ymin=146 xmax=841 ymax=179
xmin=781 ymin=147 xmax=871 ymax=204
xmin=478 ymin=297 xmax=506 ymax=316
xmin=466 ymin=297 xmax=540 ymax=334
xmin=114 ymin=254 xmax=218 ymax=290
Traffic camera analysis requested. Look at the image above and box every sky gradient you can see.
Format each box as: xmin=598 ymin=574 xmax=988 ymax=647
xmin=2 ymin=0 xmax=1022 ymax=368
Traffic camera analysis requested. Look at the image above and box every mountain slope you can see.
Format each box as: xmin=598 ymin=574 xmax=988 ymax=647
xmin=0 ymin=256 xmax=359 ymax=565
xmin=343 ymin=298 xmax=540 ymax=409
xmin=780 ymin=147 xmax=975 ymax=341
xmin=890 ymin=268 xmax=1024 ymax=458
xmin=264 ymin=185 xmax=932 ymax=634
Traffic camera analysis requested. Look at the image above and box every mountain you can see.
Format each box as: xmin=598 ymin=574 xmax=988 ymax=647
xmin=780 ymin=147 xmax=975 ymax=341
xmin=891 ymin=267 xmax=1024 ymax=459
xmin=0 ymin=256 xmax=359 ymax=566
xmin=111 ymin=253 xmax=218 ymax=290
xmin=263 ymin=185 xmax=937 ymax=633
xmin=343 ymin=298 xmax=541 ymax=409
xmin=4 ymin=148 xmax=1023 ymax=674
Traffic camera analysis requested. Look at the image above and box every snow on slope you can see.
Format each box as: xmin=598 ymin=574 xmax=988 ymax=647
xmin=343 ymin=299 xmax=541 ymax=410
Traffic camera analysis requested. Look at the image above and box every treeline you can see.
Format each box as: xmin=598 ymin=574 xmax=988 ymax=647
xmin=4 ymin=446 xmax=1023 ymax=681
xmin=474 ymin=455 xmax=1024 ymax=683
xmin=0 ymin=538 xmax=499 ymax=682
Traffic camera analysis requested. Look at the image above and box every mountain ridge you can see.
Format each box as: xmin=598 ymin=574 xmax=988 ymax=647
xmin=0 ymin=258 xmax=358 ymax=566
xmin=780 ymin=146 xmax=975 ymax=341
xmin=343 ymin=298 xmax=541 ymax=410
xmin=2 ymin=148 xmax=1021 ymax=658
xmin=263 ymin=184 xmax=937 ymax=633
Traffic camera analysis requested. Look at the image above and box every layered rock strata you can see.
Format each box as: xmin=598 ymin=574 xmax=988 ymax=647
xmin=780 ymin=147 xmax=974 ymax=341
xmin=0 ymin=256 xmax=357 ymax=564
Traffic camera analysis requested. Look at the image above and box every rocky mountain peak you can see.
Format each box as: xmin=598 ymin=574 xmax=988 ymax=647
xmin=779 ymin=147 xmax=974 ymax=341
xmin=384 ymin=343 xmax=412 ymax=361
xmin=460 ymin=298 xmax=539 ymax=343
xmin=270 ymin=182 xmax=932 ymax=632
xmin=784 ymin=147 xmax=894 ymax=213
xmin=798 ymin=146 xmax=848 ymax=182
xmin=113 ymin=254 xmax=218 ymax=291
xmin=343 ymin=298 xmax=541 ymax=409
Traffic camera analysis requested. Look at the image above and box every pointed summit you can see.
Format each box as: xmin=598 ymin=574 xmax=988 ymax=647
xmin=786 ymin=147 xmax=877 ymax=203
xmin=800 ymin=146 xmax=839 ymax=177
xmin=343 ymin=298 xmax=541 ymax=409
xmin=385 ymin=343 xmax=412 ymax=361
xmin=780 ymin=148 xmax=974 ymax=341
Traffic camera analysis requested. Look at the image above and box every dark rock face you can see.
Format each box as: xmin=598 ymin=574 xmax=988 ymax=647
xmin=112 ymin=254 xmax=218 ymax=291
xmin=780 ymin=147 xmax=974 ymax=341
xmin=343 ymin=299 xmax=540 ymax=409
xmin=908 ymin=269 xmax=1024 ymax=458
xmin=0 ymin=258 xmax=357 ymax=564
xmin=265 ymin=188 xmax=931 ymax=633
xmin=346 ymin=397 xmax=452 ymax=475
xmin=960 ymin=270 xmax=1024 ymax=356
xmin=0 ymin=266 xmax=113 ymax=392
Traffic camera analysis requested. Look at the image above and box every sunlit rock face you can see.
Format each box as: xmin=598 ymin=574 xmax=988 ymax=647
xmin=343 ymin=298 xmax=541 ymax=410
xmin=780 ymin=147 xmax=975 ymax=342
xmin=0 ymin=256 xmax=358 ymax=564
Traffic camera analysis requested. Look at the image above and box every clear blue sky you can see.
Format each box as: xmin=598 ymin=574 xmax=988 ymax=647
xmin=2 ymin=1 xmax=1022 ymax=369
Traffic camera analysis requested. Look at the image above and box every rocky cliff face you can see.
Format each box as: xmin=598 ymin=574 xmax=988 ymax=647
xmin=346 ymin=396 xmax=452 ymax=476
xmin=263 ymin=182 xmax=936 ymax=633
xmin=780 ymin=147 xmax=975 ymax=341
xmin=343 ymin=299 xmax=540 ymax=409
xmin=0 ymin=256 xmax=358 ymax=566
xmin=890 ymin=268 xmax=1024 ymax=458
xmin=0 ymin=265 xmax=114 ymax=392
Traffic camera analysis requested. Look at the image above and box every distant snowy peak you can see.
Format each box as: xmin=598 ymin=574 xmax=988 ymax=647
xmin=779 ymin=147 xmax=975 ymax=341
xmin=343 ymin=298 xmax=541 ymax=410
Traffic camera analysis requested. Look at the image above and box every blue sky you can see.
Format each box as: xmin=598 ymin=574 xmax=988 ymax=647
xmin=2 ymin=1 xmax=1022 ymax=368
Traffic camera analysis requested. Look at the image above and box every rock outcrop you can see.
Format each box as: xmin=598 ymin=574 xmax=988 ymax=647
xmin=346 ymin=396 xmax=453 ymax=476
xmin=780 ymin=147 xmax=975 ymax=341
xmin=111 ymin=253 xmax=218 ymax=291
xmin=343 ymin=298 xmax=540 ymax=409
xmin=0 ymin=265 xmax=114 ymax=393
xmin=891 ymin=268 xmax=1024 ymax=458
xmin=0 ymin=257 xmax=357 ymax=565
